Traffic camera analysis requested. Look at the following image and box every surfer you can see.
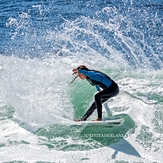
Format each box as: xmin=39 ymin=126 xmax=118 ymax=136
xmin=70 ymin=65 xmax=119 ymax=121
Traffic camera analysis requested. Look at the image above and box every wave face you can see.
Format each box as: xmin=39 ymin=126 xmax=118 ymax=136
xmin=1 ymin=0 xmax=163 ymax=69
xmin=0 ymin=0 xmax=163 ymax=162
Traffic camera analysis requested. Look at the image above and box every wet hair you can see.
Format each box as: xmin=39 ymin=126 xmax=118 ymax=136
xmin=69 ymin=65 xmax=89 ymax=86
xmin=77 ymin=65 xmax=89 ymax=71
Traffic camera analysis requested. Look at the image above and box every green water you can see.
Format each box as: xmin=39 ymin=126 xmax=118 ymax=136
xmin=0 ymin=105 xmax=15 ymax=120
xmin=34 ymin=113 xmax=135 ymax=151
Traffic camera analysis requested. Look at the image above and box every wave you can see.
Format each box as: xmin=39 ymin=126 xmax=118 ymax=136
xmin=1 ymin=0 xmax=162 ymax=69
xmin=0 ymin=0 xmax=163 ymax=162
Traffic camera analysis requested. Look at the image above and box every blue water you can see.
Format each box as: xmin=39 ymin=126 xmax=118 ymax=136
xmin=0 ymin=0 xmax=163 ymax=162
xmin=1 ymin=0 xmax=163 ymax=68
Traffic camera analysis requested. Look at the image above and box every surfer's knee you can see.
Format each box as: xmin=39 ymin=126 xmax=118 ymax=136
xmin=94 ymin=93 xmax=100 ymax=102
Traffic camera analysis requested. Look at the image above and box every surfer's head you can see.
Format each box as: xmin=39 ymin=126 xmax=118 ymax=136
xmin=69 ymin=65 xmax=88 ymax=86
xmin=76 ymin=65 xmax=88 ymax=79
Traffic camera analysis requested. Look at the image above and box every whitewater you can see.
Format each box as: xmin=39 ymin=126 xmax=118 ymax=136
xmin=0 ymin=0 xmax=163 ymax=162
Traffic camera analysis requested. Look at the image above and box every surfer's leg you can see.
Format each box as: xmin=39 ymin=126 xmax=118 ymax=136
xmin=81 ymin=82 xmax=119 ymax=121
xmin=81 ymin=102 xmax=96 ymax=121
xmin=95 ymin=82 xmax=119 ymax=119
xmin=94 ymin=93 xmax=103 ymax=119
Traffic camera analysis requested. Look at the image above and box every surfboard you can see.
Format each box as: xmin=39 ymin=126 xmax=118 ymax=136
xmin=72 ymin=118 xmax=125 ymax=127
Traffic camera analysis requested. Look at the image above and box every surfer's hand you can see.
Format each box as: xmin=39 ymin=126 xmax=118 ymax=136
xmin=72 ymin=68 xmax=78 ymax=74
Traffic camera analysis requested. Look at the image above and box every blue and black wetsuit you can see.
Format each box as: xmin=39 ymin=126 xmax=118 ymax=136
xmin=78 ymin=69 xmax=119 ymax=121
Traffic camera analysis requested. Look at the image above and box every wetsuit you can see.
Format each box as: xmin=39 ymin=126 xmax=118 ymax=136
xmin=78 ymin=69 xmax=119 ymax=121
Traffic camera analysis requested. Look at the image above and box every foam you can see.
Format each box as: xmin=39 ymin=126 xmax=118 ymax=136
xmin=0 ymin=55 xmax=163 ymax=162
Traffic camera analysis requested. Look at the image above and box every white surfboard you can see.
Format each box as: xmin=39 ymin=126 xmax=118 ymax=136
xmin=72 ymin=118 xmax=125 ymax=127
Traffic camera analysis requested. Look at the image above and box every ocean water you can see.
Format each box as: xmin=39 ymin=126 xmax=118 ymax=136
xmin=0 ymin=0 xmax=163 ymax=162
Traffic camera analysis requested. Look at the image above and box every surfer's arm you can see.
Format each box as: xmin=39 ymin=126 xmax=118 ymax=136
xmin=96 ymin=85 xmax=101 ymax=91
xmin=78 ymin=69 xmax=102 ymax=91
xmin=78 ymin=69 xmax=101 ymax=82
xmin=78 ymin=69 xmax=112 ymax=88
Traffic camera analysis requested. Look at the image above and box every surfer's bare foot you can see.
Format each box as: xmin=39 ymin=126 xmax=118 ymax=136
xmin=74 ymin=119 xmax=82 ymax=122
xmin=92 ymin=118 xmax=102 ymax=121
